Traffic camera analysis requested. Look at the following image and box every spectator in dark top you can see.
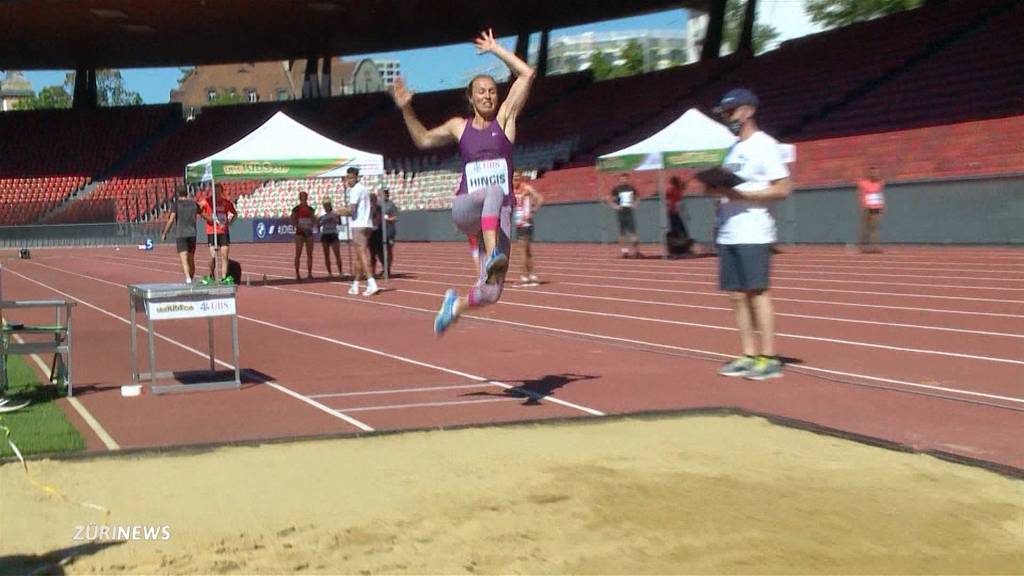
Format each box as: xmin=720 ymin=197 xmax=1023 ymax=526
xmin=606 ymin=172 xmax=641 ymax=258
xmin=665 ymin=175 xmax=694 ymax=255
xmin=290 ymin=191 xmax=316 ymax=281
xmin=160 ymin=184 xmax=199 ymax=283
xmin=379 ymin=188 xmax=399 ymax=276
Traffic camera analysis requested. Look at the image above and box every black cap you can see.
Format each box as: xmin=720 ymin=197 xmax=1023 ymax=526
xmin=715 ymin=88 xmax=759 ymax=112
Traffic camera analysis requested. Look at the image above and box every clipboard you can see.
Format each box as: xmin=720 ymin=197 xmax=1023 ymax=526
xmin=694 ymin=167 xmax=745 ymax=189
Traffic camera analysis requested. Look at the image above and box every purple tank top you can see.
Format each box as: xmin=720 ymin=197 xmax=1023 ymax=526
xmin=456 ymin=118 xmax=515 ymax=206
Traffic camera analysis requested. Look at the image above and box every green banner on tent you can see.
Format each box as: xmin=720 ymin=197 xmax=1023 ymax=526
xmin=597 ymin=154 xmax=649 ymax=172
xmin=186 ymin=158 xmax=350 ymax=183
xmin=661 ymin=148 xmax=728 ymax=169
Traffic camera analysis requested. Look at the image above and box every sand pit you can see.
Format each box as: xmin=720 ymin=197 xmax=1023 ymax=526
xmin=2 ymin=414 xmax=1022 ymax=574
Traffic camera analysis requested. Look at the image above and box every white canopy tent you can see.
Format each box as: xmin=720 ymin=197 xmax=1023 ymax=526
xmin=596 ymin=108 xmax=795 ymax=256
xmin=184 ymin=111 xmax=386 ymax=279
xmin=597 ymin=108 xmax=739 ymax=172
xmin=186 ymin=111 xmax=384 ymax=183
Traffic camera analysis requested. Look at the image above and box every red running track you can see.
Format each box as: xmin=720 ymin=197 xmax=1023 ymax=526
xmin=3 ymin=243 xmax=1022 ymax=472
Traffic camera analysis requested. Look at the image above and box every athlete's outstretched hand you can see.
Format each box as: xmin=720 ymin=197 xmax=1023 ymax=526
xmin=391 ymin=76 xmax=413 ymax=109
xmin=474 ymin=28 xmax=498 ymax=55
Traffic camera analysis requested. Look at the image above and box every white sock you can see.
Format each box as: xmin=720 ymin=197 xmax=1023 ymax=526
xmin=351 ymin=281 xmax=359 ymax=289
xmin=367 ymin=277 xmax=377 ymax=289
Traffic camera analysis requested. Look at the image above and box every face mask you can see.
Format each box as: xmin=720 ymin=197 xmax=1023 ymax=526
xmin=727 ymin=119 xmax=744 ymax=135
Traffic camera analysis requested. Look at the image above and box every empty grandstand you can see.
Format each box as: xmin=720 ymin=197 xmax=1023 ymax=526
xmin=1 ymin=0 xmax=1021 ymax=243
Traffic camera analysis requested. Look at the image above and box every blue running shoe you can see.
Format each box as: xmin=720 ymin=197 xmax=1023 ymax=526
xmin=483 ymin=249 xmax=508 ymax=285
xmin=434 ymin=289 xmax=459 ymax=334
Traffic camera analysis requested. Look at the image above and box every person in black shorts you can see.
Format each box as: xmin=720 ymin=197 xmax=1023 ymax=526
xmin=160 ymin=184 xmax=199 ymax=283
xmin=198 ymin=183 xmax=237 ymax=285
xmin=318 ymin=200 xmax=344 ymax=277
xmin=380 ymin=188 xmax=398 ymax=276
xmin=607 ymin=172 xmax=641 ymax=258
xmin=290 ymin=191 xmax=316 ymax=281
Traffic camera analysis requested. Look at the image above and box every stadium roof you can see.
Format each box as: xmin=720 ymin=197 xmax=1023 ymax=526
xmin=0 ymin=0 xmax=699 ymax=70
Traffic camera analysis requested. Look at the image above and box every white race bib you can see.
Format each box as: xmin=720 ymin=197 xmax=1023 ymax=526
xmin=866 ymin=192 xmax=884 ymax=207
xmin=514 ymin=207 xmax=528 ymax=227
xmin=618 ymin=190 xmax=635 ymax=208
xmin=465 ymin=159 xmax=510 ymax=196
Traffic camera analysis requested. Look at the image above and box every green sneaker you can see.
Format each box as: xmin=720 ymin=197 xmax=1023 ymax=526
xmin=718 ymin=356 xmax=756 ymax=377
xmin=744 ymin=356 xmax=783 ymax=381
xmin=220 ymin=276 xmax=235 ymax=286
xmin=200 ymin=275 xmax=214 ymax=286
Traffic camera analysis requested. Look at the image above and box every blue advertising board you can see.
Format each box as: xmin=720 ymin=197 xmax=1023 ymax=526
xmin=251 ymin=218 xmax=350 ymax=242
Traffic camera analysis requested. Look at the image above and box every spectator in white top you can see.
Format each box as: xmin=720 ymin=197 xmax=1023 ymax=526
xmin=338 ymin=167 xmax=378 ymax=296
xmin=707 ymin=88 xmax=792 ymax=381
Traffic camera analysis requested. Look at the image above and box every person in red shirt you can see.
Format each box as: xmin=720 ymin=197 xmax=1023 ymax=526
xmin=857 ymin=166 xmax=886 ymax=253
xmin=290 ymin=191 xmax=316 ymax=281
xmin=665 ymin=175 xmax=694 ymax=256
xmin=198 ymin=183 xmax=238 ymax=284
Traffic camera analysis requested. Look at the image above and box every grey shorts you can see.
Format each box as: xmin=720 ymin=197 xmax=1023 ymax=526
xmin=175 ymin=237 xmax=196 ymax=253
xmin=718 ymin=243 xmax=772 ymax=292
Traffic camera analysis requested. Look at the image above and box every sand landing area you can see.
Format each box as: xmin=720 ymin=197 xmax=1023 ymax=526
xmin=2 ymin=414 xmax=1022 ymax=574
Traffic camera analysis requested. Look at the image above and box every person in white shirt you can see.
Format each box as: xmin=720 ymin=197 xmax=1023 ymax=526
xmin=606 ymin=172 xmax=641 ymax=258
xmin=706 ymin=88 xmax=792 ymax=381
xmin=338 ymin=167 xmax=378 ymax=296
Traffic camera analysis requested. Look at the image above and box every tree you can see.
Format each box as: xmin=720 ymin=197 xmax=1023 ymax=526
xmin=589 ymin=51 xmax=616 ymax=81
xmin=206 ymin=92 xmax=246 ymax=106
xmin=63 ymin=69 xmax=144 ymax=107
xmin=723 ymin=0 xmax=781 ymax=55
xmin=806 ymin=0 xmax=923 ymax=29
xmin=12 ymin=85 xmax=72 ymax=110
xmin=620 ymin=40 xmax=645 ymax=76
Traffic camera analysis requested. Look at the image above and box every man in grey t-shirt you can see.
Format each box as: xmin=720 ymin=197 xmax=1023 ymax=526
xmin=161 ymin=185 xmax=199 ymax=283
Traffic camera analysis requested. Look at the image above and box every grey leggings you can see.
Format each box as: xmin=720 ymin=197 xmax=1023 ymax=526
xmin=452 ymin=188 xmax=511 ymax=307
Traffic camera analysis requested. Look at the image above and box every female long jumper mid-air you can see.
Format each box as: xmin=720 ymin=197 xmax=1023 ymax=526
xmin=392 ymin=28 xmax=535 ymax=334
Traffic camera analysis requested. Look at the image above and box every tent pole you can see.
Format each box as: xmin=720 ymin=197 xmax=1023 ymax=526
xmin=211 ymin=174 xmax=220 ymax=281
xmin=381 ymin=197 xmax=389 ymax=282
xmin=597 ymin=170 xmax=607 ymax=251
xmin=658 ymin=169 xmax=668 ymax=260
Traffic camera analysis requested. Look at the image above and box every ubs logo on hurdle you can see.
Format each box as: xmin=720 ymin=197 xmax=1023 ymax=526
xmin=199 ymin=300 xmax=232 ymax=313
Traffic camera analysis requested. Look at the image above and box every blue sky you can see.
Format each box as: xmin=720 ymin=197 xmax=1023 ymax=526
xmin=18 ymin=2 xmax=820 ymax=104
xmin=21 ymin=8 xmax=687 ymax=103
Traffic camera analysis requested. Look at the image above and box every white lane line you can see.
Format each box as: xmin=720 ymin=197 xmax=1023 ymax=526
xmin=95 ymin=254 xmax=1024 ymax=359
xmin=392 ymin=287 xmax=1024 ymax=366
xmin=407 ymin=277 xmax=1024 ymax=339
xmin=12 ymin=333 xmax=120 ymax=451
xmin=30 ymin=259 xmax=607 ymax=418
xmin=288 ymin=284 xmax=1024 ymax=407
xmin=309 ymin=383 xmax=495 ymax=399
xmin=8 ymin=265 xmax=374 ymax=432
xmin=343 ymin=260 xmax=1024 ymax=303
xmin=338 ymin=397 xmax=524 ymax=413
xmin=388 ymin=251 xmax=1024 ymax=282
xmin=255 ymin=277 xmax=1024 ymax=407
xmin=132 ymin=249 xmax=1019 ymax=315
xmin=557 ymin=281 xmax=1024 ymax=319
xmin=60 ymin=253 xmax=1024 ymax=406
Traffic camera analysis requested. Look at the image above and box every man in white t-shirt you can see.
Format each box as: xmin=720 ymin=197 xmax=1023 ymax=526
xmin=339 ymin=167 xmax=378 ymax=296
xmin=707 ymin=88 xmax=792 ymax=381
